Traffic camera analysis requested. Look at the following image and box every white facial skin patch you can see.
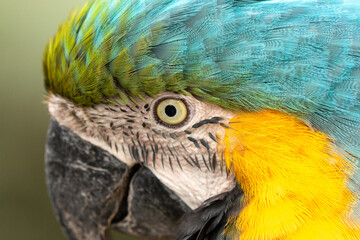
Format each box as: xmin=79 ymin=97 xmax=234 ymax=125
xmin=48 ymin=92 xmax=236 ymax=209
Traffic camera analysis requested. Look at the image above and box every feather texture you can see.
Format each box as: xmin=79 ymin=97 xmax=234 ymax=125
xmin=222 ymin=110 xmax=360 ymax=239
xmin=43 ymin=0 xmax=360 ymax=159
xmin=43 ymin=0 xmax=360 ymax=237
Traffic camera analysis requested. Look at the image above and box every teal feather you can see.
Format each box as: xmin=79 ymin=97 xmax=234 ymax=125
xmin=44 ymin=0 xmax=360 ymax=217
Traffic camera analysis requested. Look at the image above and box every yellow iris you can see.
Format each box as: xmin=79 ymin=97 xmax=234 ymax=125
xmin=156 ymin=99 xmax=187 ymax=125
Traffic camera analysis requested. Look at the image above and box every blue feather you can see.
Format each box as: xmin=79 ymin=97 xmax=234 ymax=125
xmin=45 ymin=0 xmax=360 ymax=216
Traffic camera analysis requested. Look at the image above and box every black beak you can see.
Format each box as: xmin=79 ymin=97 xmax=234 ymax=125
xmin=45 ymin=118 xmax=243 ymax=240
xmin=45 ymin=118 xmax=191 ymax=240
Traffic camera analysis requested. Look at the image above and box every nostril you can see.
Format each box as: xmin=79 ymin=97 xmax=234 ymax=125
xmin=111 ymin=163 xmax=141 ymax=224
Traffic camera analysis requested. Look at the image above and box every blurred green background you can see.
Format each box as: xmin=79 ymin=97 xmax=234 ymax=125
xmin=0 ymin=0 xmax=136 ymax=239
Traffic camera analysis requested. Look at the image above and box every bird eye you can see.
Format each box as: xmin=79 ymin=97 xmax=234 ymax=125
xmin=155 ymin=98 xmax=188 ymax=127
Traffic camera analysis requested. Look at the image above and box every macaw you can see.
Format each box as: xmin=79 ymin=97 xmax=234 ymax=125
xmin=43 ymin=0 xmax=360 ymax=239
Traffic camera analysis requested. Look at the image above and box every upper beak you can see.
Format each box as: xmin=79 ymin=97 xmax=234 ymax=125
xmin=45 ymin=118 xmax=191 ymax=240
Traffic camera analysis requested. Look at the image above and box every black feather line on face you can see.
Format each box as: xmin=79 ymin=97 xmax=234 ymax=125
xmin=192 ymin=117 xmax=224 ymax=129
xmin=161 ymin=154 xmax=165 ymax=169
xmin=118 ymin=129 xmax=222 ymax=172
xmin=169 ymin=133 xmax=177 ymax=139
xmin=212 ymin=154 xmax=217 ymax=172
xmin=167 ymin=146 xmax=175 ymax=157
xmin=152 ymin=151 xmax=156 ymax=168
xmin=176 ymin=156 xmax=183 ymax=170
xmin=188 ymin=137 xmax=201 ymax=149
xmin=190 ymin=156 xmax=201 ymax=169
xmin=88 ymin=99 xmax=227 ymax=172
xmin=183 ymin=156 xmax=193 ymax=167
xmin=201 ymin=154 xmax=210 ymax=171
xmin=168 ymin=156 xmax=173 ymax=171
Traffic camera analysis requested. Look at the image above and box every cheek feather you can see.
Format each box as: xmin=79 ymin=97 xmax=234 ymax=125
xmin=221 ymin=110 xmax=360 ymax=240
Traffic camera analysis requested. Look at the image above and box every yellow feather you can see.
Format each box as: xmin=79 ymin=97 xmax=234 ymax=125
xmin=221 ymin=110 xmax=360 ymax=240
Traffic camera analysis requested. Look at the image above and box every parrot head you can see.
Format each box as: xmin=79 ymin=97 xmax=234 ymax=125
xmin=44 ymin=0 xmax=243 ymax=239
xmin=43 ymin=0 xmax=360 ymax=239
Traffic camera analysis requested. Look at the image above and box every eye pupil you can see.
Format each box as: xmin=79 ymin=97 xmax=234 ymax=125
xmin=165 ymin=105 xmax=177 ymax=117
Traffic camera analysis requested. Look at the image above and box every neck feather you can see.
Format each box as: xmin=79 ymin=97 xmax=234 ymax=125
xmin=221 ymin=110 xmax=360 ymax=240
